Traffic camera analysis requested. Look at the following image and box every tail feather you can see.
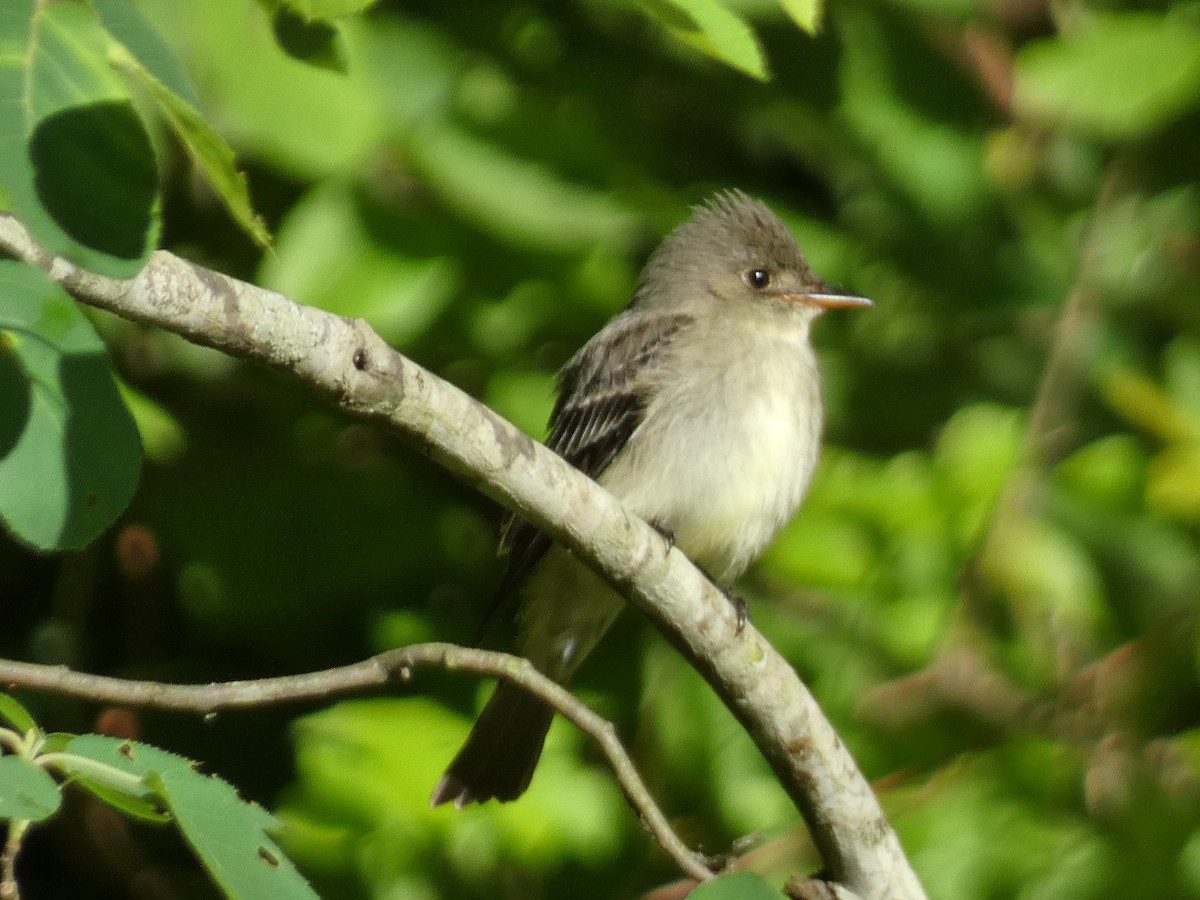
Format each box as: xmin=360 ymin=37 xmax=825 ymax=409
xmin=430 ymin=680 xmax=555 ymax=807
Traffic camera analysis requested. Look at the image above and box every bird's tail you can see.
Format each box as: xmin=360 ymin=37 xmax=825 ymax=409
xmin=430 ymin=679 xmax=555 ymax=807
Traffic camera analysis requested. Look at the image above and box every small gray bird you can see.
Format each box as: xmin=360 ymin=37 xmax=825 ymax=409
xmin=431 ymin=190 xmax=870 ymax=807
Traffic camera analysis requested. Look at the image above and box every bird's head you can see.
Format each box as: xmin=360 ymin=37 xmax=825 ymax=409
xmin=635 ymin=190 xmax=871 ymax=320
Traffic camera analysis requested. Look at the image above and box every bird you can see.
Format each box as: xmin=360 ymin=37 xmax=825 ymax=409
xmin=431 ymin=190 xmax=871 ymax=807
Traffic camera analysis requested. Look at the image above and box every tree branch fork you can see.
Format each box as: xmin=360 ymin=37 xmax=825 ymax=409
xmin=0 ymin=213 xmax=924 ymax=900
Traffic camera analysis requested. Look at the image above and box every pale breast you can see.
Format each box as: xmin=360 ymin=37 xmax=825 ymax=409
xmin=599 ymin=323 xmax=822 ymax=582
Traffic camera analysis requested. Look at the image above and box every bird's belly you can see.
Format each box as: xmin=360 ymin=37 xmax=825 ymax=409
xmin=516 ymin=396 xmax=812 ymax=682
xmin=600 ymin=379 xmax=819 ymax=582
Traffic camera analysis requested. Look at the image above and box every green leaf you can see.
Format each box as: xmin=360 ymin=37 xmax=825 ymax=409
xmin=109 ymin=44 xmax=271 ymax=248
xmin=0 ymin=0 xmax=160 ymax=277
xmin=282 ymin=0 xmax=380 ymax=16
xmin=358 ymin=18 xmax=460 ymax=133
xmin=284 ymin=698 xmax=623 ymax=865
xmin=260 ymin=185 xmax=459 ymax=347
xmin=117 ymin=381 xmax=188 ymax=464
xmin=1014 ymin=14 xmax=1200 ymax=139
xmin=0 ymin=755 xmax=62 ymax=822
xmin=1147 ymin=444 xmax=1200 ymax=522
xmin=983 ymin=518 xmax=1108 ymax=640
xmin=778 ymin=0 xmax=822 ymax=35
xmin=47 ymin=749 xmax=169 ymax=823
xmin=484 ymin=371 xmax=555 ymax=441
xmin=644 ymin=0 xmax=769 ymax=80
xmin=0 ymin=694 xmax=36 ymax=734
xmin=38 ymin=734 xmax=75 ymax=755
xmin=158 ymin=766 xmax=320 ymax=900
xmin=270 ymin=7 xmax=348 ymax=73
xmin=759 ymin=511 xmax=875 ymax=589
xmin=934 ymin=403 xmax=1023 ymax=522
xmin=0 ymin=261 xmax=142 ymax=551
xmin=1102 ymin=368 xmax=1200 ymax=444
xmin=66 ymin=736 xmax=319 ymax=900
xmin=72 ymin=774 xmax=172 ymax=825
xmin=1054 ymin=434 xmax=1145 ymax=509
xmin=92 ymin=0 xmax=200 ymax=106
xmin=151 ymin=0 xmax=377 ymax=179
xmin=1166 ymin=337 xmax=1200 ymax=420
xmin=687 ymin=871 xmax=786 ymax=899
xmin=408 ymin=124 xmax=641 ymax=254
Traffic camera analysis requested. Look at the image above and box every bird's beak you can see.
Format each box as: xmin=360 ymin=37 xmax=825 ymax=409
xmin=798 ymin=293 xmax=873 ymax=310
xmin=775 ymin=291 xmax=873 ymax=310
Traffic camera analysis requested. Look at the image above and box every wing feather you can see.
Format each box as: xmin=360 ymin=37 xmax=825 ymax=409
xmin=477 ymin=311 xmax=693 ymax=634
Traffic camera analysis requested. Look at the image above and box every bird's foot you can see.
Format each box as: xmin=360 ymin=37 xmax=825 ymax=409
xmin=695 ymin=563 xmax=749 ymax=633
xmin=650 ymin=521 xmax=676 ymax=551
xmin=724 ymin=588 xmax=749 ymax=634
xmin=647 ymin=524 xmax=746 ymax=630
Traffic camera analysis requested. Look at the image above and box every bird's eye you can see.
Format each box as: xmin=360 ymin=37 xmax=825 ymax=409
xmin=745 ymin=268 xmax=771 ymax=290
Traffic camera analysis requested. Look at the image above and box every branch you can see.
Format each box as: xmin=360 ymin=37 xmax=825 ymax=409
xmin=0 ymin=645 xmax=712 ymax=883
xmin=0 ymin=213 xmax=925 ymax=900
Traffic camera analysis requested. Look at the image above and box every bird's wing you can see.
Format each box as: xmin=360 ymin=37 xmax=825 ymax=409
xmin=476 ymin=311 xmax=694 ymax=636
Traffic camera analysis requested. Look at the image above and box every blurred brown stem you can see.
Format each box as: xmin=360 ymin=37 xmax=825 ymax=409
xmin=0 ymin=820 xmax=27 ymax=900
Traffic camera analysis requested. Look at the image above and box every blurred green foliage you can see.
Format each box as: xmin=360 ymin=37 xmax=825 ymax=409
xmin=3 ymin=0 xmax=1200 ymax=897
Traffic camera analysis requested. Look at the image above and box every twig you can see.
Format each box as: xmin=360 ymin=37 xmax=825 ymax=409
xmin=0 ymin=820 xmax=28 ymax=900
xmin=857 ymin=647 xmax=1034 ymax=732
xmin=0 ymin=212 xmax=925 ymax=900
xmin=0 ymin=645 xmax=713 ymax=883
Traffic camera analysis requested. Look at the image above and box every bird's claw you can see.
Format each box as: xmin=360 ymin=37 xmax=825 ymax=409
xmin=697 ymin=564 xmax=750 ymax=633
xmin=723 ymin=587 xmax=748 ymax=634
xmin=651 ymin=521 xmax=676 ymax=551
